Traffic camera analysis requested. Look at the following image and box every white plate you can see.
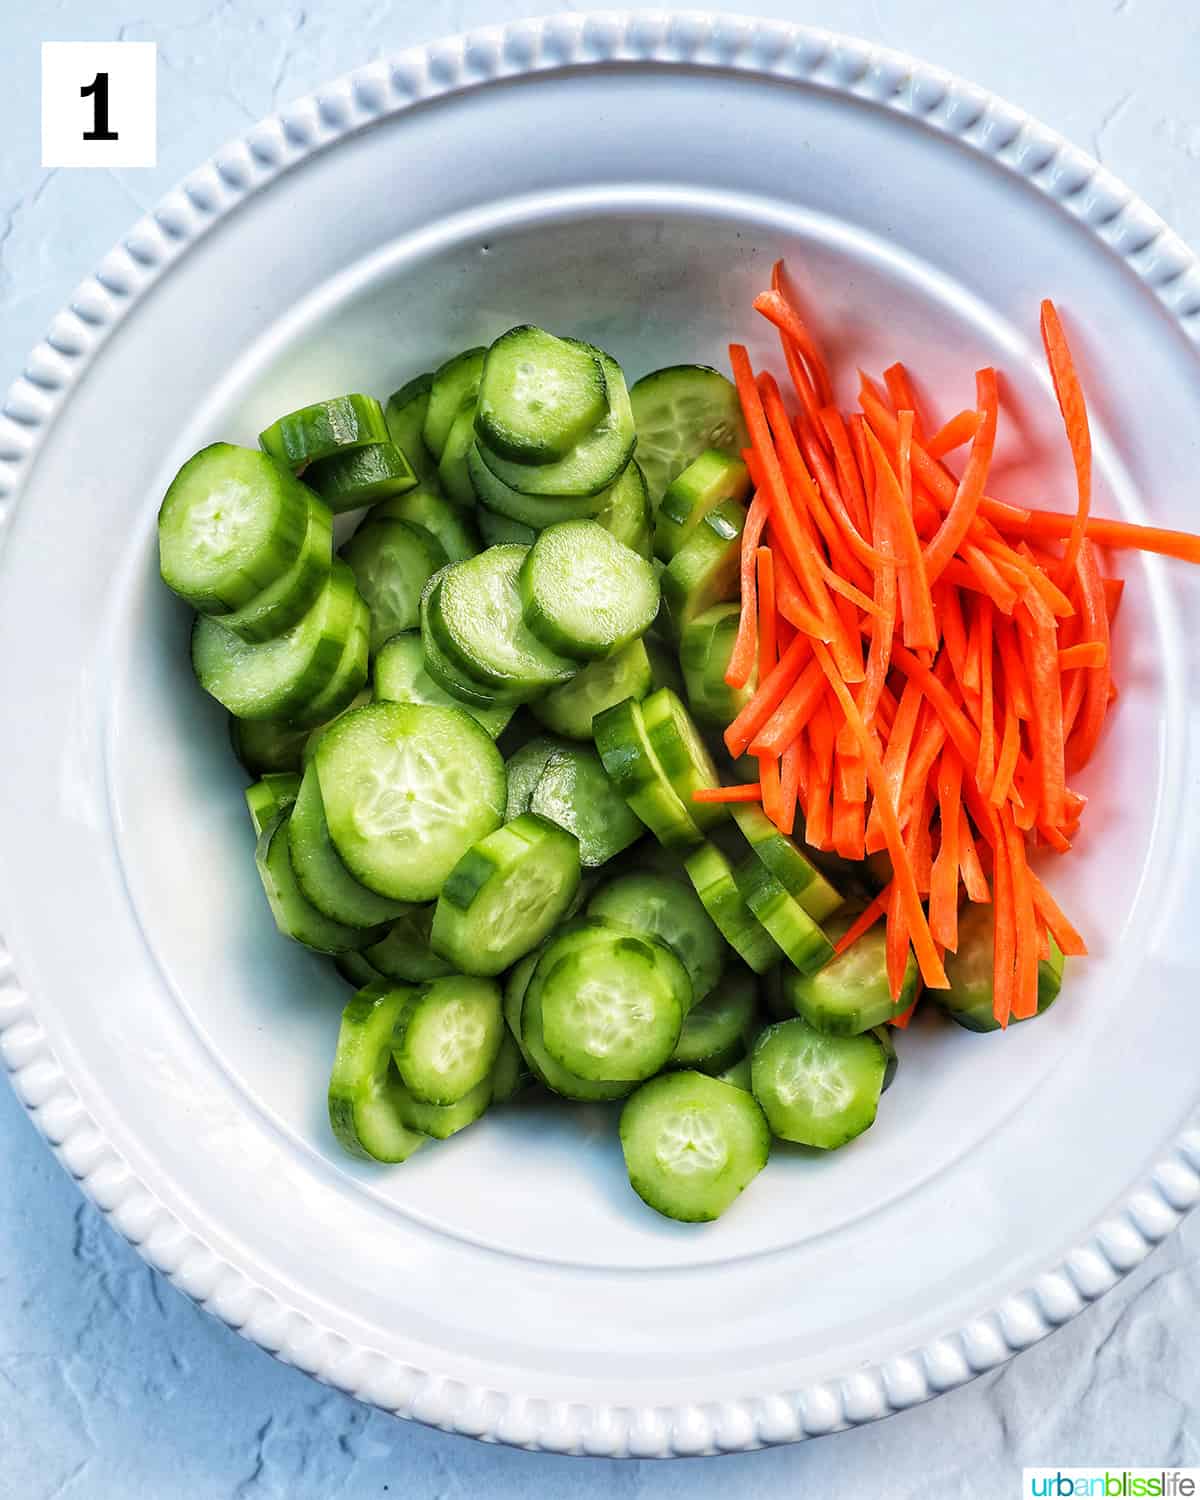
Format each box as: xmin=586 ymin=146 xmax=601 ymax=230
xmin=2 ymin=11 xmax=1199 ymax=1457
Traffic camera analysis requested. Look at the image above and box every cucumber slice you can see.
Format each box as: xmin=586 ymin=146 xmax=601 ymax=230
xmin=531 ymin=639 xmax=653 ymax=740
xmin=477 ymin=507 xmax=536 ymax=547
xmin=431 ymin=813 xmax=581 ymax=976
xmin=431 ymin=547 xmax=576 ymax=695
xmin=230 ymin=714 xmax=310 ymax=773
xmin=245 ymin=772 xmax=301 ymax=837
xmin=669 ymin=967 xmax=759 ymax=1071
xmin=419 ymin=583 xmax=525 ymax=711
xmin=423 ymin=348 xmax=485 ymax=460
xmin=597 ymin=460 xmax=653 ymax=558
xmin=391 ymin=974 xmax=503 ymax=1106
xmin=684 ymin=841 xmax=782 ymax=974
xmin=490 ymin=1031 xmax=531 ymax=1104
xmin=519 ymin=520 xmax=660 ymax=661
xmin=438 ymin=400 xmax=481 ymax=506
xmin=315 ymin=702 xmax=506 ymax=902
xmin=528 ymin=744 xmax=644 ymax=867
xmin=588 ymin=870 xmax=725 ymax=1006
xmin=191 ymin=559 xmax=360 ymax=721
xmin=334 ymin=950 xmax=388 ymax=988
xmin=619 ymin=1071 xmax=769 ymax=1222
xmin=474 ymin=351 xmax=635 ymax=499
xmin=640 ymin=687 xmax=727 ymax=832
xmin=477 ymin=326 xmax=610 ymax=465
xmin=290 ymin=593 xmax=370 ymax=728
xmin=733 ymin=858 xmax=835 ymax=976
xmin=340 ymin=518 xmax=446 ymax=654
xmin=305 ymin=441 xmax=418 ymax=513
xmin=396 ymin=1073 xmax=493 ymax=1139
xmin=159 ymin=443 xmax=310 ymax=614
xmin=592 ymin=696 xmax=703 ymax=850
xmin=680 ymin=603 xmax=755 ymax=729
xmin=932 ymin=902 xmax=1066 ymax=1032
xmin=301 ymin=687 xmax=372 ymax=765
xmin=260 ymin=394 xmax=388 ymax=471
xmin=731 ymin=805 xmax=844 ymax=922
xmin=327 ymin=984 xmax=427 ymax=1163
xmin=363 ymin=905 xmax=454 ymax=983
xmin=519 ymin=950 xmax=633 ymax=1103
xmin=630 ymin=365 xmax=750 ymax=508
xmin=467 ymin=444 xmax=609 ymax=528
xmin=368 ymin=486 xmax=479 ymax=563
xmin=782 ymin=912 xmax=916 ymax=1034
xmin=536 ymin=922 xmax=687 ymax=1083
xmin=716 ymin=1055 xmax=753 ymax=1092
xmin=255 ymin=811 xmax=382 ymax=955
xmin=872 ymin=1025 xmax=899 ymax=1092
xmin=751 ymin=1018 xmax=887 ymax=1148
xmin=504 ymin=734 xmax=565 ymax=822
xmin=645 ymin=630 xmax=688 ymax=699
xmin=503 ymin=951 xmax=539 ymax=1044
xmin=655 ymin=450 xmax=751 ymax=562
xmin=660 ymin=498 xmax=746 ymax=639
xmin=384 ymin=373 xmax=439 ymax=488
xmin=218 ymin=494 xmax=334 ymax=644
xmin=373 ymin=632 xmax=513 ymax=738
xmin=288 ymin=764 xmax=410 ymax=928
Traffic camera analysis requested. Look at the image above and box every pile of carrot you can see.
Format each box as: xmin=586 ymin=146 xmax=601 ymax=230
xmin=709 ymin=263 xmax=1200 ymax=1026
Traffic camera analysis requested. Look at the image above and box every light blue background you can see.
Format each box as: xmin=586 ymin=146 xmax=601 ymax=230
xmin=3 ymin=3 xmax=1199 ymax=1494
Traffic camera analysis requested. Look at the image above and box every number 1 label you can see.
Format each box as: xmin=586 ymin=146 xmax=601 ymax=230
xmin=42 ymin=43 xmax=157 ymax=168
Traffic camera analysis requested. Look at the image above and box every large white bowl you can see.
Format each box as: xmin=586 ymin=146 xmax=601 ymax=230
xmin=2 ymin=11 xmax=1199 ymax=1457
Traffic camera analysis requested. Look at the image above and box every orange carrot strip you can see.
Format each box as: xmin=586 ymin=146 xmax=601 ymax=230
xmin=817 ymin=557 xmax=884 ymax=618
xmin=960 ymin=544 xmax=1019 ymax=614
xmin=924 ymin=408 xmax=982 ymax=460
xmin=975 ymin=600 xmax=996 ymax=796
xmin=923 ymin=369 xmax=999 ymax=584
xmin=1008 ymin=541 xmax=1077 ymax=619
xmin=990 ymin=697 xmax=1022 ymax=807
xmin=757 ymin=546 xmax=777 ymax=684
xmin=958 ymin=809 xmax=991 ymax=902
xmin=1102 ymin=575 xmax=1125 ymax=620
xmin=909 ymin=786 xmax=937 ymax=896
xmin=1016 ymin=591 xmax=1067 ymax=829
xmin=991 ymin=811 xmax=1017 ymax=1026
xmin=848 ymin=414 xmax=873 ymax=512
xmin=865 ymin=673 xmax=923 ymax=853
xmin=818 ymin=407 xmax=872 ymax=538
xmin=834 ymin=885 xmax=891 ymax=954
xmin=750 ymin=657 xmax=826 ymax=757
xmin=865 ymin=424 xmax=938 ymax=652
xmin=759 ymin=753 xmax=784 ymax=830
xmin=889 ymin=998 xmax=919 ymax=1029
xmin=898 ymin=706 xmax=947 ymax=832
xmin=724 ymin=632 xmax=812 ymax=757
xmin=929 ymin=748 xmax=963 ymax=950
xmin=763 ymin=268 xmax=835 ymax=405
xmin=962 ymin=600 xmax=983 ymax=695
xmin=1068 ymin=539 xmax=1114 ymax=773
xmin=771 ymin=546 xmax=834 ymax=640
xmin=1007 ymin=815 xmax=1037 ymax=1022
xmin=1040 ymin=299 xmax=1093 ymax=586
xmin=1028 ymin=870 xmax=1088 ymax=956
xmin=811 ymin=640 xmax=948 ymax=988
xmin=1058 ymin=641 xmax=1107 ymax=670
xmin=804 ymin=701 xmax=835 ymax=849
xmin=725 ymin=492 xmax=770 ymax=689
xmin=860 ymin=491 xmax=897 ymax=729
xmin=778 ymin=740 xmax=802 ymax=835
xmin=692 ymin=784 xmax=763 ymax=804
xmin=995 ymin=617 xmax=1032 ymax=719
xmin=890 ymin=645 xmax=981 ymax=770
xmin=884 ymin=362 xmax=927 ymax=440
xmin=802 ymin=419 xmax=890 ymax=571
xmin=885 ymin=880 xmax=912 ymax=1001
xmin=997 ymin=508 xmax=1200 ymax=564
xmin=1035 ymin=917 xmax=1051 ymax=963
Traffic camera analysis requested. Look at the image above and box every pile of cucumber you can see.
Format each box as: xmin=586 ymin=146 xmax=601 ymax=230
xmin=158 ymin=324 xmax=1065 ymax=1224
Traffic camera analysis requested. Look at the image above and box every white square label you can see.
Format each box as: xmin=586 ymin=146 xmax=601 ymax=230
xmin=41 ymin=42 xmax=157 ymax=169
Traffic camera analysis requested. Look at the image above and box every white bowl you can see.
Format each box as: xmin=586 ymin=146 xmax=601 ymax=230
xmin=1 ymin=11 xmax=1199 ymax=1456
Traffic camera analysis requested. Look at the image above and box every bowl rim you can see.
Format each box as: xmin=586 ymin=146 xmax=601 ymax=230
xmin=2 ymin=9 xmax=1198 ymax=1456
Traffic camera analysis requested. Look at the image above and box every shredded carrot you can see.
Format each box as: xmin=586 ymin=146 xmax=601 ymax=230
xmin=883 ymin=362 xmax=927 ymax=439
xmin=925 ymin=408 xmax=982 ymax=460
xmin=865 ymin=425 xmax=938 ymax=651
xmin=1040 ymin=300 xmax=1092 ymax=586
xmin=725 ymin=493 xmax=769 ymax=690
xmin=757 ymin=547 xmax=777 ymax=684
xmin=692 ymin=784 xmax=763 ymax=804
xmin=958 ymin=808 xmax=991 ymax=903
xmin=759 ymin=753 xmax=784 ymax=829
xmin=929 ymin=748 xmax=963 ymax=950
xmin=749 ymin=657 xmax=825 ymax=758
xmin=778 ymin=740 xmax=802 ymax=835
xmin=923 ymin=369 xmax=999 ymax=584
xmin=834 ymin=886 xmax=891 ymax=954
xmin=724 ymin=633 xmax=810 ymax=758
xmin=1058 ymin=641 xmax=1107 ymax=671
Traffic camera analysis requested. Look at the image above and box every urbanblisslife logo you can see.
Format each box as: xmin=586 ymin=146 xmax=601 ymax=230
xmin=1024 ymin=1471 xmax=1199 ymax=1497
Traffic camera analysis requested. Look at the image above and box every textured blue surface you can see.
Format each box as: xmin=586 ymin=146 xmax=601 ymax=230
xmin=3 ymin=2 xmax=1199 ymax=1493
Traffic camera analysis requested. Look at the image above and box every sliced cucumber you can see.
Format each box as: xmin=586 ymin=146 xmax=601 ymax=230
xmin=528 ymin=744 xmax=645 ymax=867
xmin=334 ymin=950 xmax=387 ymax=989
xmin=305 ymin=441 xmax=417 ymax=513
xmin=490 ymin=1030 xmax=531 ymax=1104
xmin=301 ymin=687 xmax=372 ymax=765
xmin=363 ymin=905 xmax=454 ymax=983
xmin=159 ymin=443 xmax=310 ymax=614
xmin=716 ymin=1055 xmax=753 ymax=1092
xmin=782 ymin=912 xmax=916 ymax=1034
xmin=645 ymin=631 xmax=688 ymax=700
xmin=619 ymin=1070 xmax=769 ymax=1222
xmin=477 ymin=508 xmax=537 ymax=547
xmin=734 ymin=859 xmax=835 ymax=976
xmin=291 ymin=592 xmax=370 ymax=728
xmin=751 ymin=1018 xmax=887 ymax=1148
xmin=531 ymin=639 xmax=653 ymax=741
xmin=245 ymin=772 xmax=301 ymax=837
xmin=438 ymin=400 xmax=480 ymax=506
xmin=596 ymin=460 xmax=653 ymax=558
xmin=933 ymin=902 xmax=1066 ymax=1032
xmin=519 ymin=520 xmax=660 ymax=661
xmin=191 ymin=559 xmax=360 ymax=721
xmin=368 ymin=486 xmax=479 ymax=563
xmin=384 ymin=373 xmax=439 ymax=488
xmin=373 ymin=632 xmax=512 ymax=738
xmin=592 ymin=696 xmax=702 ymax=850
xmin=680 ymin=603 xmax=754 ymax=729
xmin=391 ymin=974 xmax=504 ymax=1105
xmin=660 ymin=498 xmax=746 ymax=639
xmin=629 ymin=365 xmax=749 ymax=508
xmin=588 ymin=869 xmax=725 ymax=1006
xmin=536 ymin=922 xmax=687 ymax=1083
xmin=640 ymin=686 xmax=727 ymax=832
xmin=260 ymin=394 xmax=388 ymax=472
xmin=328 ymin=984 xmax=427 ymax=1163
xmin=476 ymin=325 xmax=609 ymax=465
xmin=731 ymin=805 xmax=844 ymax=922
xmin=255 ymin=810 xmax=381 ymax=955
xmin=519 ymin=948 xmax=633 ymax=1103
xmin=467 ymin=444 xmax=608 ymax=528
xmin=474 ymin=350 xmax=635 ymax=499
xmin=315 ymin=702 xmax=506 ymax=902
xmin=669 ymin=967 xmax=758 ymax=1071
xmin=288 ymin=764 xmax=410 ymax=928
xmin=395 ymin=1073 xmax=493 ymax=1139
xmin=873 ymin=1024 xmax=899 ymax=1092
xmin=655 ymin=449 xmax=751 ymax=561
xmin=422 ymin=348 xmax=485 ymax=460
xmin=230 ymin=714 xmax=310 ymax=773
xmin=420 ymin=583 xmax=526 ymax=711
xmin=218 ymin=493 xmax=334 ymax=644
xmin=340 ymin=518 xmax=446 ymax=654
xmin=431 ymin=813 xmax=581 ymax=976
xmin=684 ymin=841 xmax=782 ymax=974
xmin=430 ymin=547 xmax=576 ymax=696
xmin=504 ymin=735 xmax=566 ymax=822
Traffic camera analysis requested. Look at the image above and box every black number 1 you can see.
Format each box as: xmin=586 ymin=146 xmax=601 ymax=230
xmin=81 ymin=72 xmax=118 ymax=141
